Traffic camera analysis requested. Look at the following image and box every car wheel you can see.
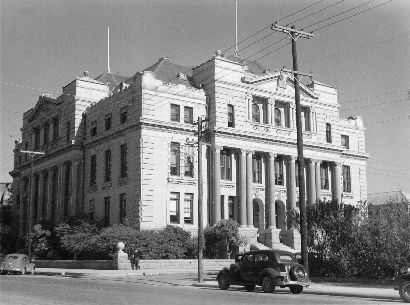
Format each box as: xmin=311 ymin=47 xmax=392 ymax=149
xmin=21 ymin=268 xmax=26 ymax=275
xmin=289 ymin=285 xmax=304 ymax=294
xmin=218 ymin=273 xmax=231 ymax=290
xmin=262 ymin=276 xmax=275 ymax=293
xmin=31 ymin=268 xmax=35 ymax=275
xmin=399 ymin=281 xmax=410 ymax=303
xmin=244 ymin=285 xmax=255 ymax=292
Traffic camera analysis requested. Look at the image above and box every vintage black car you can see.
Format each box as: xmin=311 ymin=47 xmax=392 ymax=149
xmin=394 ymin=264 xmax=410 ymax=303
xmin=217 ymin=249 xmax=310 ymax=294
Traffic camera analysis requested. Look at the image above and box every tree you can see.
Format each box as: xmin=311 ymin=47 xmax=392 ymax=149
xmin=204 ymin=219 xmax=242 ymax=259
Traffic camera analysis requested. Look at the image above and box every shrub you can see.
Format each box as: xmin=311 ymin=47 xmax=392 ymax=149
xmin=204 ymin=219 xmax=241 ymax=259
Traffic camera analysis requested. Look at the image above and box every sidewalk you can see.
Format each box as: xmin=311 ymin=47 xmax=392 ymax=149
xmin=34 ymin=268 xmax=400 ymax=301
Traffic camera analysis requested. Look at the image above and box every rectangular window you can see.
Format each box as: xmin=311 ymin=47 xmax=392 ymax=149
xmin=220 ymin=151 xmax=232 ymax=181
xmin=120 ymin=106 xmax=128 ymax=124
xmin=105 ymin=113 xmax=112 ymax=131
xmin=326 ymin=123 xmax=332 ymax=143
xmin=43 ymin=122 xmax=50 ymax=145
xmin=184 ymin=193 xmax=193 ymax=224
xmin=275 ymin=159 xmax=284 ymax=186
xmin=169 ymin=192 xmax=180 ymax=223
xmin=120 ymin=144 xmax=128 ymax=178
xmin=295 ymin=162 xmax=299 ymax=187
xmin=343 ymin=165 xmax=351 ymax=193
xmin=184 ymin=154 xmax=194 ymax=177
xmin=227 ymin=104 xmax=235 ymax=127
xmin=170 ymin=104 xmax=180 ymax=122
xmin=119 ymin=193 xmax=126 ymax=223
xmin=220 ymin=195 xmax=225 ymax=219
xmin=52 ymin=117 xmax=59 ymax=141
xmin=104 ymin=149 xmax=111 ymax=182
xmin=90 ymin=154 xmax=97 ymax=187
xmin=89 ymin=199 xmax=95 ymax=222
xmin=228 ymin=196 xmax=235 ymax=219
xmin=253 ymin=155 xmax=263 ymax=183
xmin=66 ymin=121 xmax=71 ymax=142
xmin=341 ymin=135 xmax=349 ymax=149
xmin=104 ymin=196 xmax=110 ymax=227
xmin=184 ymin=106 xmax=193 ymax=124
xmin=320 ymin=163 xmax=329 ymax=190
xmin=302 ymin=107 xmax=310 ymax=131
xmin=170 ymin=142 xmax=180 ymax=176
xmin=90 ymin=120 xmax=97 ymax=137
xmin=34 ymin=128 xmax=40 ymax=149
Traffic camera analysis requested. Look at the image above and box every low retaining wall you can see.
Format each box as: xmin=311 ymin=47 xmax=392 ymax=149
xmin=34 ymin=260 xmax=114 ymax=270
xmin=34 ymin=258 xmax=234 ymax=271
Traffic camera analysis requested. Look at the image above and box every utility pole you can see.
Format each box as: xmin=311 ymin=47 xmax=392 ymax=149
xmin=271 ymin=23 xmax=314 ymax=274
xmin=20 ymin=150 xmax=45 ymax=262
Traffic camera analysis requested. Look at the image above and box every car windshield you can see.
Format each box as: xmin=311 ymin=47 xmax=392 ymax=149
xmin=277 ymin=254 xmax=297 ymax=263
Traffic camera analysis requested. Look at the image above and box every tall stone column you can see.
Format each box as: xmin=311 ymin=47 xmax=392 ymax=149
xmin=290 ymin=104 xmax=295 ymax=129
xmin=19 ymin=178 xmax=24 ymax=236
xmin=315 ymin=160 xmax=321 ymax=202
xmin=307 ymin=159 xmax=316 ymax=206
xmin=246 ymin=150 xmax=254 ymax=227
xmin=267 ymin=152 xmax=276 ymax=228
xmin=71 ymin=161 xmax=79 ymax=216
xmin=57 ymin=164 xmax=64 ymax=223
xmin=37 ymin=171 xmax=44 ymax=222
xmin=287 ymin=156 xmax=297 ymax=211
xmin=267 ymin=101 xmax=272 ymax=124
xmin=333 ymin=162 xmax=342 ymax=203
xmin=212 ymin=145 xmax=221 ymax=224
xmin=238 ymin=149 xmax=247 ymax=227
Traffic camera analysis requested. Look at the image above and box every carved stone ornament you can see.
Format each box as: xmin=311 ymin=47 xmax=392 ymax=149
xmin=277 ymin=73 xmax=288 ymax=89
xmin=245 ymin=91 xmax=253 ymax=101
xmin=253 ymin=186 xmax=265 ymax=199
xmin=117 ymin=242 xmax=125 ymax=253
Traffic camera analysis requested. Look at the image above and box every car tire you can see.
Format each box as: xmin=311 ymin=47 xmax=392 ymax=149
xmin=31 ymin=268 xmax=35 ymax=275
xmin=245 ymin=285 xmax=255 ymax=292
xmin=399 ymin=281 xmax=410 ymax=303
xmin=262 ymin=276 xmax=275 ymax=293
xmin=289 ymin=285 xmax=304 ymax=294
xmin=218 ymin=273 xmax=231 ymax=290
xmin=21 ymin=268 xmax=26 ymax=275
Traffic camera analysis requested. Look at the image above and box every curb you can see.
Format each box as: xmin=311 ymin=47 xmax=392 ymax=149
xmin=192 ymin=282 xmax=399 ymax=301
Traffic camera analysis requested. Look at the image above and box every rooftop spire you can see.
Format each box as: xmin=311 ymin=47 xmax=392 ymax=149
xmin=107 ymin=27 xmax=111 ymax=73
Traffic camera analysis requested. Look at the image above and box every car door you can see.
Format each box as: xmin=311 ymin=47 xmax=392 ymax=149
xmin=253 ymin=253 xmax=269 ymax=282
xmin=239 ymin=254 xmax=254 ymax=282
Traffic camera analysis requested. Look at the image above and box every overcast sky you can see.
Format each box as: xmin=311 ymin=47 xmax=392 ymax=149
xmin=1 ymin=0 xmax=409 ymax=195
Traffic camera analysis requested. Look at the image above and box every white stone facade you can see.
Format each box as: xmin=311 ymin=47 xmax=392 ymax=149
xmin=11 ymin=55 xmax=368 ymax=249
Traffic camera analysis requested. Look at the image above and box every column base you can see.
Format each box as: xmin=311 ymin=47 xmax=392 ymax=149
xmin=113 ymin=251 xmax=131 ymax=270
xmin=259 ymin=228 xmax=282 ymax=248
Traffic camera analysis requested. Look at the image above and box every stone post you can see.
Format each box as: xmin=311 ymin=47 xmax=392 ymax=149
xmin=113 ymin=242 xmax=131 ymax=270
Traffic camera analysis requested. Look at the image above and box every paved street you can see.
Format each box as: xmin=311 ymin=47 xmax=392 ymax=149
xmin=0 ymin=274 xmax=399 ymax=305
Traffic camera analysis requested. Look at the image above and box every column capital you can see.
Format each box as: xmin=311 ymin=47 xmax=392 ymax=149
xmin=266 ymin=152 xmax=277 ymax=159
xmin=286 ymin=155 xmax=298 ymax=161
xmin=212 ymin=145 xmax=223 ymax=152
xmin=331 ymin=161 xmax=342 ymax=167
xmin=245 ymin=91 xmax=253 ymax=100
xmin=307 ymin=158 xmax=318 ymax=164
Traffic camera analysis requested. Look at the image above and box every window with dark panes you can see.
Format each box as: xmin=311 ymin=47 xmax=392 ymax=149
xmin=184 ymin=106 xmax=193 ymax=124
xmin=227 ymin=104 xmax=235 ymax=127
xmin=66 ymin=121 xmax=71 ymax=142
xmin=275 ymin=159 xmax=284 ymax=185
xmin=120 ymin=144 xmax=127 ymax=178
xmin=220 ymin=195 xmax=225 ymax=219
xmin=341 ymin=135 xmax=349 ymax=149
xmin=170 ymin=142 xmax=180 ymax=176
xmin=302 ymin=107 xmax=310 ymax=131
xmin=43 ymin=122 xmax=50 ymax=145
xmin=184 ymin=154 xmax=194 ymax=177
xmin=34 ymin=127 xmax=40 ymax=149
xmin=119 ymin=193 xmax=126 ymax=223
xmin=120 ymin=106 xmax=128 ymax=124
xmin=252 ymin=155 xmax=263 ymax=183
xmin=343 ymin=165 xmax=351 ymax=192
xmin=90 ymin=120 xmax=97 ymax=137
xmin=89 ymin=199 xmax=95 ymax=221
xmin=105 ymin=113 xmax=112 ymax=130
xmin=169 ymin=192 xmax=179 ymax=223
xmin=228 ymin=196 xmax=235 ymax=219
xmin=220 ymin=150 xmax=232 ymax=181
xmin=103 ymin=196 xmax=110 ymax=227
xmin=252 ymin=103 xmax=260 ymax=123
xmin=326 ymin=123 xmax=332 ymax=143
xmin=170 ymin=104 xmax=180 ymax=122
xmin=320 ymin=163 xmax=329 ymax=190
xmin=274 ymin=107 xmax=282 ymax=126
xmin=184 ymin=193 xmax=193 ymax=224
xmin=104 ymin=149 xmax=111 ymax=182
xmin=52 ymin=117 xmax=60 ymax=141
xmin=90 ymin=154 xmax=97 ymax=186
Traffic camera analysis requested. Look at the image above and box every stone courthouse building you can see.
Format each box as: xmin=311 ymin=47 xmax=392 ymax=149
xmin=10 ymin=52 xmax=368 ymax=250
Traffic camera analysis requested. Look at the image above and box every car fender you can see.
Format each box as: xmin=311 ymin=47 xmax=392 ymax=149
xmin=217 ymin=267 xmax=232 ymax=280
xmin=259 ymin=268 xmax=281 ymax=284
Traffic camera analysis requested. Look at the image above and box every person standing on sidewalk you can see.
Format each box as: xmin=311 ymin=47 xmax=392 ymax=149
xmin=131 ymin=250 xmax=140 ymax=270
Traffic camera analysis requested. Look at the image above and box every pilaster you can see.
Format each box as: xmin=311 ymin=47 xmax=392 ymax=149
xmin=238 ymin=149 xmax=247 ymax=227
xmin=315 ymin=160 xmax=321 ymax=201
xmin=307 ymin=159 xmax=316 ymax=206
xmin=286 ymin=155 xmax=297 ymax=211
xmin=246 ymin=150 xmax=254 ymax=227
xmin=267 ymin=152 xmax=276 ymax=228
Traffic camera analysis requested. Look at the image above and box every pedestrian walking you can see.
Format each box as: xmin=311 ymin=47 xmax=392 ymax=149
xmin=131 ymin=249 xmax=140 ymax=270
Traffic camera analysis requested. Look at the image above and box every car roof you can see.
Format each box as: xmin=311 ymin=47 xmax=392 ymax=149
xmin=244 ymin=249 xmax=294 ymax=255
xmin=6 ymin=253 xmax=26 ymax=257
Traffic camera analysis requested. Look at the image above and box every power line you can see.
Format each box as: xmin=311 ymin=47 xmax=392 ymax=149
xmin=288 ymin=0 xmax=347 ymax=25
xmin=365 ymin=116 xmax=409 ymax=125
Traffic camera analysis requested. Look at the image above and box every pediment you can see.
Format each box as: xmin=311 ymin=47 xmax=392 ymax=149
xmin=28 ymin=95 xmax=59 ymax=123
xmin=276 ymin=75 xmax=318 ymax=100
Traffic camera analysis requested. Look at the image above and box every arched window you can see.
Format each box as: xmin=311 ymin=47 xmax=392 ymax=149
xmin=274 ymin=107 xmax=282 ymax=126
xmin=252 ymin=103 xmax=260 ymax=123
